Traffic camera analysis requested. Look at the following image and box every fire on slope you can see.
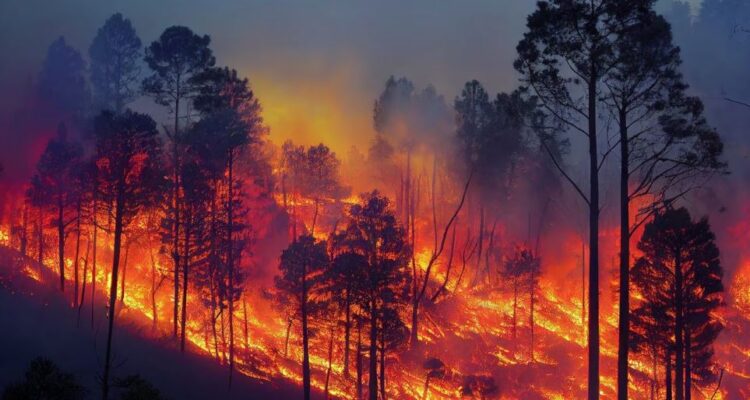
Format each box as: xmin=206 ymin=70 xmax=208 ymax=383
xmin=0 ymin=194 xmax=748 ymax=400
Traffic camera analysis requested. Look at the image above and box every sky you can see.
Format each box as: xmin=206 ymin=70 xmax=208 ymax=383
xmin=0 ymin=0 xmax=544 ymax=165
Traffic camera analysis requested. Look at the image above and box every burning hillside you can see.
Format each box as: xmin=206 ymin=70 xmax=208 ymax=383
xmin=1 ymin=1 xmax=750 ymax=400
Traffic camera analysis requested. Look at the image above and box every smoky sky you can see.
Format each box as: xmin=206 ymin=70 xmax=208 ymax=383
xmin=0 ymin=0 xmax=540 ymax=179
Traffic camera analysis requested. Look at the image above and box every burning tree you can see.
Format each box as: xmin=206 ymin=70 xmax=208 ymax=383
xmin=29 ymin=124 xmax=83 ymax=293
xmin=515 ymin=1 xmax=625 ymax=396
xmin=630 ymin=207 xmax=724 ymax=400
xmin=336 ymin=191 xmax=411 ymax=400
xmin=93 ymin=110 xmax=164 ymax=400
xmin=143 ymin=25 xmax=215 ymax=341
xmin=275 ymin=234 xmax=329 ymax=400
xmin=189 ymin=65 xmax=262 ymax=384
xmin=279 ymin=142 xmax=348 ymax=237
xmin=502 ymin=245 xmax=540 ymax=354
xmin=598 ymin=5 xmax=727 ymax=396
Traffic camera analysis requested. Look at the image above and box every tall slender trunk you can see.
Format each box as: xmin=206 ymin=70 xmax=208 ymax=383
xmin=102 ymin=184 xmax=125 ymax=400
xmin=617 ymin=106 xmax=630 ymax=400
xmin=685 ymin=325 xmax=691 ymax=400
xmin=513 ymin=277 xmax=518 ymax=341
xmin=301 ymin=261 xmax=311 ymax=400
xmin=91 ymin=207 xmax=98 ymax=329
xmin=37 ymin=205 xmax=43 ymax=266
xmin=675 ymin=251 xmax=684 ymax=400
xmin=356 ymin=321 xmax=362 ymax=400
xmin=311 ymin=198 xmax=319 ymax=236
xmin=581 ymin=239 xmax=586 ymax=339
xmin=379 ymin=327 xmax=386 ymax=400
xmin=150 ymin=246 xmax=158 ymax=332
xmin=344 ymin=289 xmax=351 ymax=378
xmin=58 ymin=194 xmax=65 ymax=291
xmin=369 ymin=303 xmax=378 ymax=400
xmin=227 ymin=150 xmax=236 ymax=387
xmin=284 ymin=318 xmax=292 ymax=357
xmin=587 ymin=61 xmax=601 ymax=400
xmin=119 ymin=241 xmax=130 ymax=304
xmin=530 ymin=264 xmax=536 ymax=361
xmin=243 ymin=296 xmax=249 ymax=353
xmin=324 ymin=326 xmax=334 ymax=400
xmin=180 ymin=218 xmax=190 ymax=352
xmin=77 ymin=240 xmax=90 ymax=327
xmin=73 ymin=201 xmax=82 ymax=307
xmin=172 ymin=103 xmax=181 ymax=340
xmin=20 ymin=205 xmax=28 ymax=256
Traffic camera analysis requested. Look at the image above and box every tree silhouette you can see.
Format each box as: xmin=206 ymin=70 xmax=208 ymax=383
xmin=143 ymin=26 xmax=215 ymax=340
xmin=630 ymin=207 xmax=723 ymax=400
xmin=93 ymin=110 xmax=163 ymax=400
xmin=89 ymin=13 xmax=142 ymax=114
xmin=30 ymin=123 xmax=83 ymax=293
xmin=38 ymin=36 xmax=89 ymax=119
xmin=515 ymin=2 xmax=624 ymax=396
xmin=600 ymin=6 xmax=728 ymax=396
xmin=190 ymin=66 xmax=262 ymax=384
xmin=338 ymin=191 xmax=411 ymax=400
xmin=275 ymin=234 xmax=329 ymax=400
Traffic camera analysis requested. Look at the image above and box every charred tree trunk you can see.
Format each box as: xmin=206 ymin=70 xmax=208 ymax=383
xmin=675 ymin=251 xmax=684 ymax=400
xmin=172 ymin=90 xmax=182 ymax=342
xmin=243 ymin=296 xmax=249 ymax=353
xmin=37 ymin=205 xmax=43 ymax=267
xmin=91 ymin=207 xmax=98 ymax=329
xmin=379 ymin=327 xmax=386 ymax=400
xmin=684 ymin=325 xmax=692 ymax=400
xmin=617 ymin=105 xmax=630 ymax=400
xmin=530 ymin=264 xmax=536 ymax=362
xmin=301 ymin=260 xmax=311 ymax=400
xmin=227 ymin=150 xmax=236 ymax=388
xmin=587 ymin=60 xmax=601 ymax=400
xmin=284 ymin=318 xmax=292 ymax=357
xmin=119 ymin=240 xmax=130 ymax=305
xmin=20 ymin=205 xmax=28 ymax=256
xmin=77 ymin=240 xmax=90 ymax=327
xmin=512 ymin=276 xmax=518 ymax=341
xmin=324 ymin=326 xmax=334 ymax=400
xmin=150 ymin=246 xmax=158 ymax=333
xmin=180 ymin=219 xmax=190 ymax=353
xmin=369 ymin=303 xmax=378 ymax=400
xmin=73 ymin=200 xmax=81 ymax=307
xmin=356 ymin=321 xmax=362 ymax=400
xmin=57 ymin=193 xmax=65 ymax=292
xmin=101 ymin=182 xmax=125 ymax=400
xmin=344 ymin=289 xmax=351 ymax=378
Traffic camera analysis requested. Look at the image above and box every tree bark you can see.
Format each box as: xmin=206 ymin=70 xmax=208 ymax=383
xmin=685 ymin=324 xmax=691 ymax=400
xmin=73 ymin=200 xmax=81 ymax=306
xmin=227 ymin=150 xmax=235 ymax=387
xmin=617 ymin=105 xmax=631 ymax=400
xmin=344 ymin=289 xmax=351 ymax=378
xmin=57 ymin=193 xmax=65 ymax=292
xmin=180 ymin=218 xmax=190 ymax=352
xmin=102 ymin=184 xmax=125 ymax=400
xmin=301 ymin=259 xmax=311 ymax=400
xmin=587 ymin=59 xmax=601 ymax=400
xmin=675 ymin=250 xmax=684 ymax=400
xmin=369 ymin=303 xmax=378 ymax=400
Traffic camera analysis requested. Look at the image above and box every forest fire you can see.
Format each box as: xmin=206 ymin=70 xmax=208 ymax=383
xmin=1 ymin=1 xmax=750 ymax=400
